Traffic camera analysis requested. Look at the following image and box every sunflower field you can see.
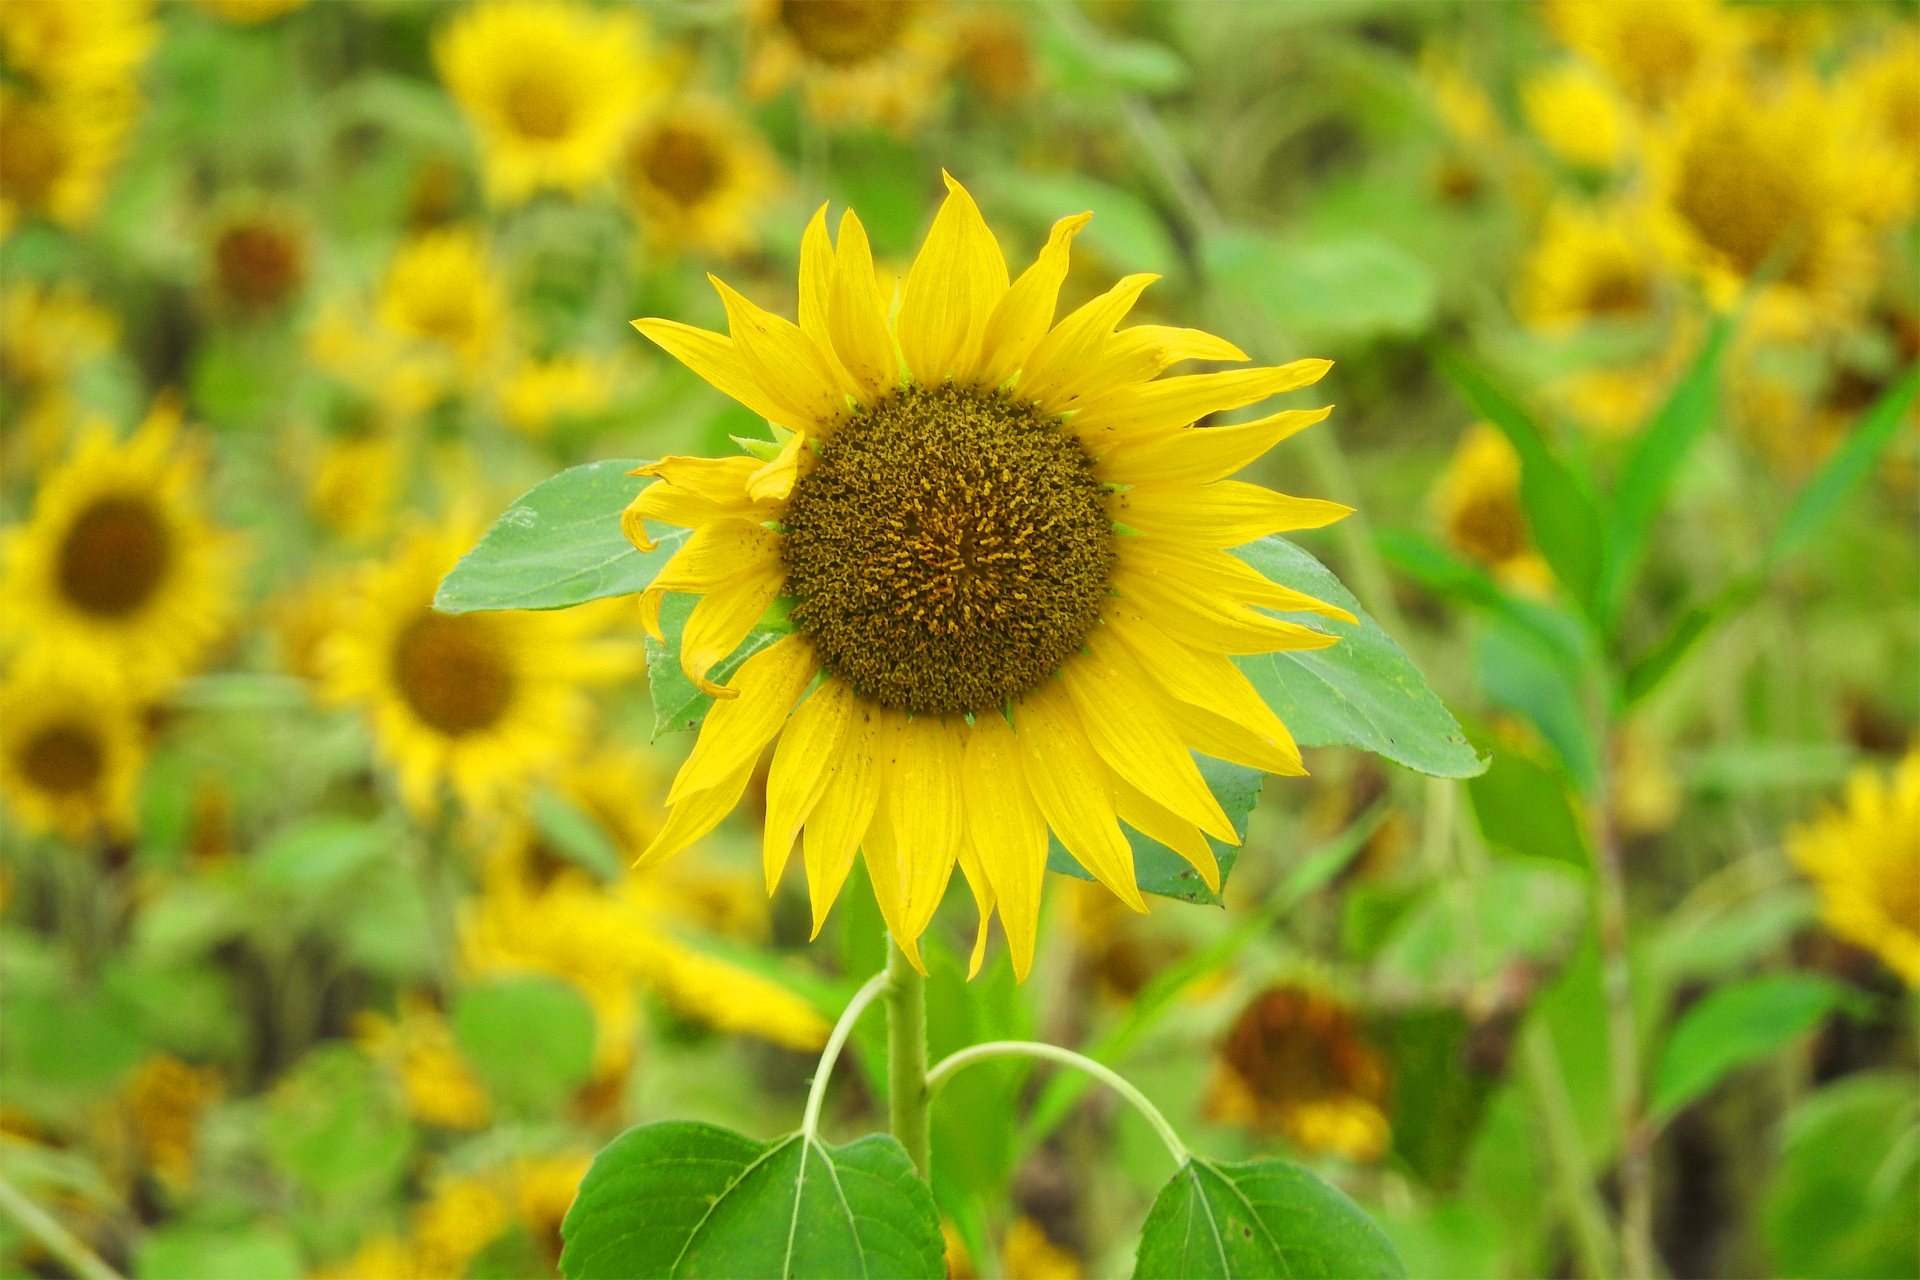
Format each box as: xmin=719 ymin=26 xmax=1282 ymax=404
xmin=1 ymin=1 xmax=1916 ymax=1278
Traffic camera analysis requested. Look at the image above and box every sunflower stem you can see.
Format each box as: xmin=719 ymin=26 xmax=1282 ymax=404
xmin=802 ymin=970 xmax=890 ymax=1143
xmin=927 ymin=1040 xmax=1189 ymax=1169
xmin=885 ymin=939 xmax=931 ymax=1180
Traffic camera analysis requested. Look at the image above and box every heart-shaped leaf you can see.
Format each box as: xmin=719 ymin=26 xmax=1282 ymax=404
xmin=1133 ymin=1155 xmax=1405 ymax=1279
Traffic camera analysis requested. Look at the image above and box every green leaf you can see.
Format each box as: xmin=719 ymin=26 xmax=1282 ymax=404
xmin=1762 ymin=1071 xmax=1920 ymax=1280
xmin=434 ymin=458 xmax=685 ymax=613
xmin=1595 ymin=319 xmax=1732 ymax=627
xmin=1434 ymin=350 xmax=1605 ymax=608
xmin=1650 ymin=975 xmax=1845 ymax=1121
xmin=264 ymin=1044 xmax=410 ymax=1204
xmin=559 ymin=1121 xmax=945 ymax=1280
xmin=1373 ymin=857 xmax=1588 ymax=1006
xmin=1466 ymin=737 xmax=1591 ymax=869
xmin=135 ymin=1224 xmax=303 ymax=1280
xmin=529 ymin=786 xmax=624 ymax=881
xmin=453 ymin=977 xmax=596 ymax=1118
xmin=994 ymin=173 xmax=1178 ymax=276
xmin=1047 ymin=754 xmax=1261 ymax=904
xmin=645 ymin=591 xmax=790 ymax=737
xmin=1132 ymin=1156 xmax=1406 ymax=1279
xmin=1205 ymin=231 xmax=1437 ymax=341
xmin=1232 ymin=537 xmax=1485 ymax=779
xmin=1766 ymin=363 xmax=1920 ymax=565
xmin=1375 ymin=529 xmax=1591 ymax=680
xmin=1473 ymin=616 xmax=1598 ymax=794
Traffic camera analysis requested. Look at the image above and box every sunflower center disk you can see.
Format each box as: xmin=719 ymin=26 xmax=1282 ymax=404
xmin=782 ymin=384 xmax=1114 ymax=715
xmin=21 ymin=722 xmax=105 ymax=794
xmin=392 ymin=611 xmax=516 ymax=736
xmin=638 ymin=128 xmax=723 ymax=207
xmin=503 ymin=75 xmax=574 ymax=141
xmin=59 ymin=496 xmax=171 ymax=618
xmin=778 ymin=0 xmax=910 ymax=67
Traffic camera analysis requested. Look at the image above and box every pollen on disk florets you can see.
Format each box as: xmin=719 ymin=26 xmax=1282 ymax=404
xmin=782 ymin=383 xmax=1115 ymax=715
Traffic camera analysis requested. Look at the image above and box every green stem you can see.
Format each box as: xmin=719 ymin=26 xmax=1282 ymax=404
xmin=928 ymin=1040 xmax=1189 ymax=1169
xmin=1517 ymin=1020 xmax=1621 ymax=1280
xmin=885 ymin=940 xmax=930 ymax=1180
xmin=802 ymin=970 xmax=891 ymax=1142
xmin=0 ymin=1175 xmax=121 ymax=1280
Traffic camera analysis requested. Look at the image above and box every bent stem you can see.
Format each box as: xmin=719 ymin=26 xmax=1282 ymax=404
xmin=927 ymin=1040 xmax=1190 ymax=1169
xmin=802 ymin=970 xmax=892 ymax=1143
xmin=0 ymin=1174 xmax=121 ymax=1280
xmin=886 ymin=940 xmax=932 ymax=1179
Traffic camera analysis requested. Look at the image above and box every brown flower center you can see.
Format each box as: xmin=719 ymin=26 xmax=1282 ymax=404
xmin=215 ymin=221 xmax=305 ymax=312
xmin=391 ymin=611 xmax=516 ymax=736
xmin=778 ymin=0 xmax=912 ymax=67
xmin=1449 ymin=490 xmax=1530 ymax=567
xmin=502 ymin=74 xmax=574 ymax=141
xmin=635 ymin=126 xmax=724 ymax=208
xmin=20 ymin=720 xmax=104 ymax=795
xmin=1581 ymin=266 xmax=1650 ymax=318
xmin=1673 ymin=121 xmax=1813 ymax=281
xmin=0 ymin=102 xmax=62 ymax=212
xmin=58 ymin=496 xmax=172 ymax=619
xmin=1221 ymin=987 xmax=1388 ymax=1113
xmin=782 ymin=384 xmax=1114 ymax=715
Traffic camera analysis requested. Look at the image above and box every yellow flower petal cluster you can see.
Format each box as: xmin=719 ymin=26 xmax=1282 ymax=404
xmin=0 ymin=399 xmax=241 ymax=696
xmin=624 ymin=176 xmax=1353 ymax=977
xmin=1519 ymin=201 xmax=1660 ymax=332
xmin=319 ymin=516 xmax=639 ymax=818
xmin=499 ymin=353 xmax=615 ymax=440
xmin=0 ymin=279 xmax=117 ymax=471
xmin=745 ymin=0 xmax=954 ymax=132
xmin=435 ymin=0 xmax=661 ymax=206
xmin=0 ymin=674 xmax=145 ymax=840
xmin=375 ymin=226 xmax=510 ymax=379
xmin=1542 ymin=0 xmax=1737 ymax=111
xmin=123 ymin=1053 xmax=223 ymax=1192
xmin=623 ymin=99 xmax=782 ymax=258
xmin=1430 ymin=424 xmax=1553 ymax=596
xmin=1521 ymin=61 xmax=1632 ymax=170
xmin=1791 ymin=751 xmax=1920 ymax=987
xmin=193 ymin=0 xmax=308 ymax=22
xmin=354 ymin=996 xmax=492 ymax=1131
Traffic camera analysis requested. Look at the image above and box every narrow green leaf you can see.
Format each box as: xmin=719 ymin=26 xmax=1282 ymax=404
xmin=1132 ymin=1156 xmax=1406 ymax=1279
xmin=528 ymin=787 xmax=624 ymax=881
xmin=1650 ymin=975 xmax=1844 ymax=1121
xmin=1596 ymin=319 xmax=1732 ymax=627
xmin=1434 ymin=349 xmax=1606 ymax=608
xmin=1375 ymin=529 xmax=1591 ymax=680
xmin=434 ymin=458 xmax=686 ymax=613
xmin=1622 ymin=604 xmax=1717 ymax=706
xmin=1766 ymin=363 xmax=1920 ymax=566
xmin=1232 ymin=537 xmax=1486 ymax=779
xmin=1473 ymin=616 xmax=1599 ymax=794
xmin=560 ymin=1122 xmax=945 ymax=1280
xmin=1046 ymin=755 xmax=1261 ymax=904
xmin=645 ymin=592 xmax=790 ymax=738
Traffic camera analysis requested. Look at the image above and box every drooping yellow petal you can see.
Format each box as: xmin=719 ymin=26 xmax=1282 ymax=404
xmin=827 ymin=208 xmax=899 ymax=401
xmin=1112 ymin=774 xmax=1220 ymax=893
xmin=975 ymin=211 xmax=1090 ymax=389
xmin=898 ymin=174 xmax=1009 ymax=388
xmin=1018 ymin=273 xmax=1159 ymax=410
xmin=670 ymin=634 xmax=817 ymax=801
xmin=888 ymin=713 xmax=965 ymax=945
xmin=1115 ymin=479 xmax=1353 ymax=548
xmin=1063 ymin=634 xmax=1237 ymax=843
xmin=1097 ymin=407 xmax=1333 ymax=485
xmin=678 ymin=561 xmax=787 ymax=696
xmin=710 ymin=276 xmax=847 ymax=430
xmin=633 ymin=319 xmax=791 ymax=428
xmin=962 ymin=711 xmax=1049 ymax=981
xmin=637 ymin=755 xmax=758 ymax=868
xmin=862 ymin=711 xmax=923 ymax=970
xmin=745 ymin=430 xmax=814 ymax=503
xmin=1163 ymin=696 xmax=1306 ymax=777
xmin=1119 ymin=537 xmax=1357 ymax=622
xmin=802 ymin=689 xmax=884 ymax=938
xmin=634 ymin=454 xmax=764 ymax=500
xmin=1013 ymin=682 xmax=1145 ymax=913
xmin=1070 ymin=359 xmax=1335 ymax=451
xmin=955 ymin=837 xmax=996 ymax=980
xmin=637 ymin=518 xmax=783 ymax=640
xmin=762 ymin=677 xmax=854 ymax=892
xmin=1113 ymin=565 xmax=1340 ymax=656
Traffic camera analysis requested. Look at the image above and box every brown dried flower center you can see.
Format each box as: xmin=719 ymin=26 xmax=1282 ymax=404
xmin=216 ymin=221 xmax=305 ymax=311
xmin=778 ymin=0 xmax=912 ymax=67
xmin=392 ymin=611 xmax=516 ymax=736
xmin=637 ymin=127 xmax=724 ymax=207
xmin=503 ymin=74 xmax=574 ymax=141
xmin=21 ymin=720 xmax=104 ymax=794
xmin=0 ymin=103 xmax=62 ymax=210
xmin=59 ymin=496 xmax=172 ymax=618
xmin=1674 ymin=123 xmax=1813 ymax=281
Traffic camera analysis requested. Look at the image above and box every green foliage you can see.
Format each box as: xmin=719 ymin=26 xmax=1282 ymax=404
xmin=1205 ymin=232 xmax=1438 ymax=341
xmin=135 ymin=1222 xmax=304 ymax=1280
xmin=454 ymin=977 xmax=597 ymax=1119
xmin=1132 ymin=1156 xmax=1407 ymax=1279
xmin=559 ymin=1121 xmax=945 ymax=1280
xmin=264 ymin=1044 xmax=411 ymax=1211
xmin=1765 ymin=364 xmax=1920 ymax=565
xmin=1649 ymin=975 xmax=1848 ymax=1121
xmin=1761 ymin=1072 xmax=1920 ymax=1280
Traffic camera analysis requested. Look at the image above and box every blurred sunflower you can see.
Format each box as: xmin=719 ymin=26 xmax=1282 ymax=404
xmin=1836 ymin=29 xmax=1920 ymax=225
xmin=193 ymin=0 xmax=307 ymax=21
xmin=1430 ymin=423 xmax=1553 ymax=596
xmin=624 ymin=176 xmax=1351 ymax=976
xmin=435 ymin=0 xmax=659 ymax=206
xmin=376 ymin=225 xmax=509 ymax=377
xmin=0 ymin=279 xmax=115 ymax=468
xmin=1519 ymin=200 xmax=1662 ymax=332
xmin=208 ymin=210 xmax=307 ymax=316
xmin=0 ymin=84 xmax=141 ymax=235
xmin=355 ymin=995 xmax=491 ymax=1131
xmin=0 ymin=0 xmax=156 ymax=85
xmin=498 ymin=353 xmax=614 ymax=440
xmin=1204 ymin=985 xmax=1392 ymax=1162
xmin=124 ymin=1053 xmax=222 ymax=1192
xmin=1790 ymin=750 xmax=1920 ymax=988
xmin=320 ymin=516 xmax=638 ymax=818
xmin=0 ymin=400 xmax=240 ymax=695
xmin=623 ymin=99 xmax=781 ymax=258
xmin=1542 ymin=0 xmax=1736 ymax=112
xmin=1520 ymin=61 xmax=1631 ymax=171
xmin=0 ymin=674 xmax=145 ymax=840
xmin=308 ymin=432 xmax=402 ymax=542
xmin=745 ymin=0 xmax=954 ymax=132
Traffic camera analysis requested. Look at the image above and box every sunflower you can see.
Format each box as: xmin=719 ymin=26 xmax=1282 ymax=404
xmin=1790 ymin=750 xmax=1920 ymax=988
xmin=435 ymin=0 xmax=660 ymax=206
xmin=1542 ymin=0 xmax=1736 ymax=112
xmin=622 ymin=176 xmax=1352 ymax=977
xmin=193 ymin=0 xmax=308 ymax=21
xmin=1430 ymin=423 xmax=1554 ymax=596
xmin=1836 ymin=29 xmax=1920 ymax=226
xmin=0 ymin=279 xmax=116 ymax=470
xmin=1519 ymin=200 xmax=1663 ymax=332
xmin=498 ymin=353 xmax=614 ymax=440
xmin=208 ymin=210 xmax=307 ymax=315
xmin=354 ymin=995 xmax=491 ymax=1131
xmin=0 ymin=400 xmax=239 ymax=695
xmin=1520 ymin=61 xmax=1631 ymax=171
xmin=0 ymin=674 xmax=145 ymax=840
xmin=0 ymin=83 xmax=142 ymax=235
xmin=0 ymin=0 xmax=156 ymax=90
xmin=123 ymin=1054 xmax=222 ymax=1192
xmin=1204 ymin=985 xmax=1392 ymax=1162
xmin=745 ymin=0 xmax=954 ymax=132
xmin=622 ymin=99 xmax=781 ymax=259
xmin=376 ymin=226 xmax=509 ymax=377
xmin=321 ymin=517 xmax=635 ymax=819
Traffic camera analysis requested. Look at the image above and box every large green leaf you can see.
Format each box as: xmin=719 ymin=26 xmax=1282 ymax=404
xmin=1762 ymin=1072 xmax=1920 ymax=1280
xmin=1204 ymin=230 xmax=1436 ymax=341
xmin=1231 ymin=537 xmax=1485 ymax=779
xmin=559 ymin=1121 xmax=945 ymax=1280
xmin=453 ymin=977 xmax=596 ymax=1119
xmin=1046 ymin=755 xmax=1262 ymax=905
xmin=434 ymin=458 xmax=685 ymax=613
xmin=1132 ymin=1156 xmax=1406 ymax=1279
xmin=1649 ymin=974 xmax=1846 ymax=1122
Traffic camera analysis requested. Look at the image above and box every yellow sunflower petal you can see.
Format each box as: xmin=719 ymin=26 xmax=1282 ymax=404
xmin=762 ymin=677 xmax=854 ymax=892
xmin=955 ymin=838 xmax=996 ymax=980
xmin=1098 ymin=407 xmax=1333 ymax=485
xmin=1013 ymin=682 xmax=1145 ymax=913
xmin=1070 ymin=324 xmax=1250 ymax=397
xmin=1112 ymin=775 xmax=1221 ymax=893
xmin=1070 ymin=359 xmax=1334 ymax=450
xmin=1163 ymin=696 xmax=1307 ymax=777
xmin=799 ymin=204 xmax=862 ymax=401
xmin=1120 ymin=537 xmax=1357 ymax=622
xmin=1064 ymin=634 xmax=1237 ymax=843
xmin=889 ymin=713 xmax=965 ymax=946
xmin=633 ymin=318 xmax=792 ymax=427
xmin=963 ymin=711 xmax=1049 ymax=981
xmin=827 ymin=208 xmax=900 ymax=401
xmin=898 ymin=173 xmax=1009 ymax=387
xmin=633 ymin=454 xmax=762 ymax=499
xmin=802 ymin=689 xmax=884 ymax=938
xmin=678 ymin=561 xmax=788 ymax=696
xmin=1113 ymin=565 xmax=1340 ymax=656
xmin=1116 ymin=479 xmax=1353 ymax=548
xmin=638 ymin=518 xmax=782 ymax=641
xmin=670 ymin=633 xmax=817 ymax=800
xmin=637 ymin=756 xmax=758 ymax=868
xmin=710 ymin=276 xmax=846 ymax=429
xmin=1018 ymin=273 xmax=1159 ymax=409
xmin=976 ymin=212 xmax=1091 ymax=389
xmin=745 ymin=430 xmax=814 ymax=503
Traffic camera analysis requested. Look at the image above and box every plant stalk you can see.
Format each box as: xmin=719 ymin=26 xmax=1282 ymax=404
xmin=0 ymin=1175 xmax=121 ymax=1280
xmin=885 ymin=939 xmax=931 ymax=1180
